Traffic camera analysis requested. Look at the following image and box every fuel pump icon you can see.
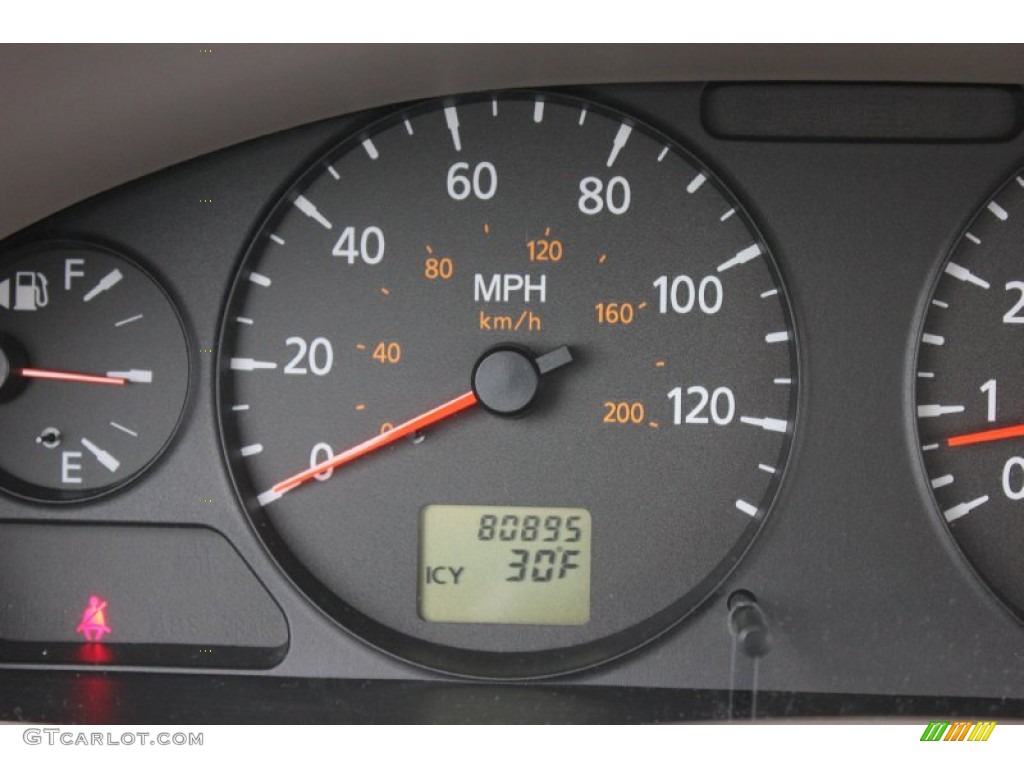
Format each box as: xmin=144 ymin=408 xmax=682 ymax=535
xmin=0 ymin=271 xmax=49 ymax=311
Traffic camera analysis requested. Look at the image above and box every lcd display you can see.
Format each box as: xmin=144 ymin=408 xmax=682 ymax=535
xmin=420 ymin=505 xmax=591 ymax=625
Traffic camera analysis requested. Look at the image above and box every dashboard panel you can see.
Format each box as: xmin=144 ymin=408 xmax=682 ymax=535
xmin=2 ymin=45 xmax=1024 ymax=723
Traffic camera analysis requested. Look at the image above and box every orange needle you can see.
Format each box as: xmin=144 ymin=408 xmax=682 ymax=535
xmin=271 ymin=390 xmax=479 ymax=495
xmin=18 ymin=367 xmax=127 ymax=386
xmin=947 ymin=423 xmax=1024 ymax=448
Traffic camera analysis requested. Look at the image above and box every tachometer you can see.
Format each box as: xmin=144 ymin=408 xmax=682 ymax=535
xmin=218 ymin=92 xmax=798 ymax=677
xmin=915 ymin=166 xmax=1024 ymax=622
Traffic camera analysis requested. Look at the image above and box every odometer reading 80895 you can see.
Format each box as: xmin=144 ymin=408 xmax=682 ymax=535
xmin=219 ymin=91 xmax=798 ymax=678
xmin=421 ymin=505 xmax=591 ymax=625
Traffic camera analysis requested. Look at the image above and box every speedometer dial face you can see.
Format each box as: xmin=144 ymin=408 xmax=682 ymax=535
xmin=916 ymin=167 xmax=1024 ymax=623
xmin=219 ymin=92 xmax=798 ymax=677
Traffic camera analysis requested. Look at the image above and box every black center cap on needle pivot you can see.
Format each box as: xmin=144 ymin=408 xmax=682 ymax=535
xmin=0 ymin=344 xmax=9 ymax=390
xmin=0 ymin=334 xmax=27 ymax=402
xmin=472 ymin=345 xmax=541 ymax=417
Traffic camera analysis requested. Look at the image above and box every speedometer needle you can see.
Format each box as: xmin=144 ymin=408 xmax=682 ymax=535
xmin=17 ymin=367 xmax=127 ymax=386
xmin=947 ymin=423 xmax=1024 ymax=447
xmin=271 ymin=391 xmax=479 ymax=496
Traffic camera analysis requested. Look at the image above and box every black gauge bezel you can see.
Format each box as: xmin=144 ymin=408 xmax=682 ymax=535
xmin=910 ymin=161 xmax=1024 ymax=627
xmin=0 ymin=239 xmax=193 ymax=506
xmin=216 ymin=89 xmax=800 ymax=680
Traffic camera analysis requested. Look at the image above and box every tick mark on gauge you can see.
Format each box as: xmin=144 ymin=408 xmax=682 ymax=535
xmin=83 ymin=269 xmax=123 ymax=302
xmin=257 ymin=489 xmax=283 ymax=507
xmin=249 ymin=272 xmax=272 ymax=287
xmin=107 ymin=369 xmax=153 ymax=384
xmin=230 ymin=358 xmax=277 ymax=371
xmin=944 ymin=495 xmax=989 ymax=523
xmin=760 ymin=288 xmax=778 ymax=299
xmin=686 ymin=173 xmax=707 ymax=194
xmin=425 ymin=244 xmax=434 ymax=255
xmin=109 ymin=422 xmax=138 ymax=438
xmin=327 ymin=165 xmax=340 ymax=181
xmin=533 ymin=99 xmax=545 ymax=123
xmin=578 ymin=106 xmax=587 ymax=125
xmin=773 ymin=378 xmax=792 ymax=385
xmin=718 ymin=244 xmax=762 ymax=272
xmin=294 ymin=195 xmax=333 ymax=230
xmin=444 ymin=106 xmax=462 ymax=151
xmin=735 ymin=500 xmax=758 ymax=517
xmin=404 ymin=119 xmax=414 ymax=135
xmin=606 ymin=123 xmax=632 ymax=168
xmin=491 ymin=98 xmax=498 ymax=117
xmin=270 ymin=235 xmax=285 ymax=245
xmin=114 ymin=314 xmax=143 ymax=328
xmin=720 ymin=208 xmax=736 ymax=222
xmin=922 ymin=333 xmax=945 ymax=346
xmin=921 ymin=443 xmax=939 ymax=452
xmin=740 ymin=416 xmax=788 ymax=433
xmin=917 ymin=404 xmax=964 ymax=417
xmin=655 ymin=359 xmax=666 ymax=368
xmin=598 ymin=254 xmax=608 ymax=264
xmin=355 ymin=343 xmax=367 ymax=351
xmin=355 ymin=403 xmax=367 ymax=412
xmin=380 ymin=287 xmax=391 ymax=297
xmin=235 ymin=317 xmax=254 ymax=326
xmin=987 ymin=201 xmax=1009 ymax=221
xmin=231 ymin=404 xmax=250 ymax=412
xmin=483 ymin=223 xmax=491 ymax=235
xmin=930 ymin=474 xmax=954 ymax=489
xmin=657 ymin=146 xmax=669 ymax=162
xmin=765 ymin=331 xmax=790 ymax=344
xmin=362 ymin=139 xmax=379 ymax=160
xmin=81 ymin=438 xmax=120 ymax=473
xmin=931 ymin=300 xmax=949 ymax=310
xmin=648 ymin=421 xmax=660 ymax=429
xmin=965 ymin=232 xmax=981 ymax=245
xmin=917 ymin=371 xmax=934 ymax=379
xmin=241 ymin=444 xmax=264 ymax=457
xmin=758 ymin=464 xmax=776 ymax=474
xmin=945 ymin=262 xmax=990 ymax=289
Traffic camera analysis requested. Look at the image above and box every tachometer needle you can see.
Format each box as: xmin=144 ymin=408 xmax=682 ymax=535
xmin=17 ymin=367 xmax=127 ymax=386
xmin=947 ymin=423 xmax=1024 ymax=447
xmin=271 ymin=391 xmax=479 ymax=496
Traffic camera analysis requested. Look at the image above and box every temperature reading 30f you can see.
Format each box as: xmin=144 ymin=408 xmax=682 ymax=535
xmin=419 ymin=505 xmax=591 ymax=626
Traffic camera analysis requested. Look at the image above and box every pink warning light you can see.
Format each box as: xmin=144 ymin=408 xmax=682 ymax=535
xmin=75 ymin=595 xmax=112 ymax=642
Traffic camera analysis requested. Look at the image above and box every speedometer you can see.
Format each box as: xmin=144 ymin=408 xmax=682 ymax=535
xmin=218 ymin=91 xmax=798 ymax=677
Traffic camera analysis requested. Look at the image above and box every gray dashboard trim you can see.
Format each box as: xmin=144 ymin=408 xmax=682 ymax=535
xmin=2 ymin=43 xmax=1024 ymax=240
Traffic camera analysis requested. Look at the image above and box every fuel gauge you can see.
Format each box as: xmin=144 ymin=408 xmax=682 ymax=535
xmin=0 ymin=241 xmax=189 ymax=502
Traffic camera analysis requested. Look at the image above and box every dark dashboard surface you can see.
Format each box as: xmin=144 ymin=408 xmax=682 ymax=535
xmin=2 ymin=73 xmax=1024 ymax=722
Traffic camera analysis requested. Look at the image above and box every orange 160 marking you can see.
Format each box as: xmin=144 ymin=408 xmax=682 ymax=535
xmin=595 ymin=302 xmax=635 ymax=325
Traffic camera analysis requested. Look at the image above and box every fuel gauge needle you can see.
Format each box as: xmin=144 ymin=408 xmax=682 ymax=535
xmin=17 ymin=367 xmax=127 ymax=386
xmin=268 ymin=391 xmax=480 ymax=499
xmin=947 ymin=423 xmax=1024 ymax=447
